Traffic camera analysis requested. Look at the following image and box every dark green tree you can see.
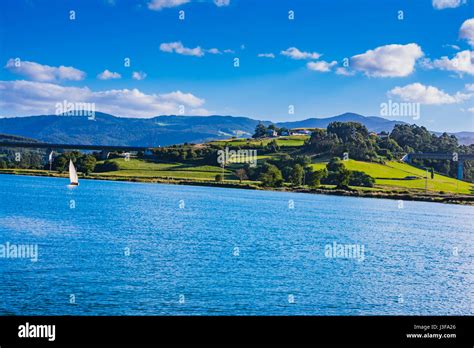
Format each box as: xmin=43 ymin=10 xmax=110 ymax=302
xmin=94 ymin=160 xmax=120 ymax=172
xmin=253 ymin=123 xmax=267 ymax=138
xmin=325 ymin=158 xmax=351 ymax=188
xmin=308 ymin=168 xmax=328 ymax=187
xmin=53 ymin=156 xmax=68 ymax=172
xmin=259 ymin=163 xmax=283 ymax=187
xmin=268 ymin=139 xmax=280 ymax=152
xmin=77 ymin=155 xmax=97 ymax=174
xmin=289 ymin=164 xmax=304 ymax=186
xmin=349 ymin=171 xmax=375 ymax=187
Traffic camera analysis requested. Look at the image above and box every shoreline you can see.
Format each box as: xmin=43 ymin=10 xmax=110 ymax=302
xmin=1 ymin=170 xmax=473 ymax=206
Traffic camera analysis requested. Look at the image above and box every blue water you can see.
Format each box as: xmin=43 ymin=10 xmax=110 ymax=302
xmin=0 ymin=174 xmax=473 ymax=315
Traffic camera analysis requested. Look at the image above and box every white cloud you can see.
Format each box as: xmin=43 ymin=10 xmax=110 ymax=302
xmin=444 ymin=44 xmax=461 ymax=50
xmin=132 ymin=71 xmax=147 ymax=80
xmin=467 ymin=107 xmax=474 ymax=113
xmin=148 ymin=0 xmax=229 ymax=10
xmin=160 ymin=42 xmax=231 ymax=57
xmin=0 ymin=80 xmax=208 ymax=118
xmin=280 ymin=47 xmax=321 ymax=60
xmin=97 ymin=69 xmax=121 ymax=80
xmin=335 ymin=67 xmax=355 ymax=76
xmin=4 ymin=59 xmax=85 ymax=82
xmin=460 ymin=18 xmax=474 ymax=47
xmin=148 ymin=0 xmax=190 ymax=11
xmin=159 ymin=41 xmax=204 ymax=57
xmin=306 ymin=60 xmax=337 ymax=72
xmin=388 ymin=83 xmax=472 ymax=105
xmin=159 ymin=90 xmax=205 ymax=108
xmin=206 ymin=48 xmax=222 ymax=55
xmin=465 ymin=83 xmax=474 ymax=91
xmin=423 ymin=50 xmax=474 ymax=76
xmin=257 ymin=53 xmax=275 ymax=58
xmin=350 ymin=43 xmax=424 ymax=77
xmin=432 ymin=0 xmax=466 ymax=9
xmin=214 ymin=0 xmax=230 ymax=7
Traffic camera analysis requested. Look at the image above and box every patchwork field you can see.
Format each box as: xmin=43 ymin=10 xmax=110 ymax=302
xmin=311 ymin=159 xmax=473 ymax=194
xmin=92 ymin=157 xmax=472 ymax=194
xmin=92 ymin=158 xmax=238 ymax=181
xmin=210 ymin=135 xmax=309 ymax=147
xmin=2 ymin=155 xmax=471 ymax=196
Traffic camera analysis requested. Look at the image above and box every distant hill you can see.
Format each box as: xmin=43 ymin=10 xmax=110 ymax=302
xmin=445 ymin=132 xmax=474 ymax=146
xmin=0 ymin=133 xmax=39 ymax=143
xmin=0 ymin=113 xmax=261 ymax=147
xmin=276 ymin=112 xmax=407 ymax=133
xmin=0 ymin=112 xmax=471 ymax=146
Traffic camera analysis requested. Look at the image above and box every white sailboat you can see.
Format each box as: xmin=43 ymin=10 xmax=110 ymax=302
xmin=68 ymin=159 xmax=79 ymax=186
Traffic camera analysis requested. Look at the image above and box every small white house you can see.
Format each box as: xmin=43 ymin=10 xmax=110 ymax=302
xmin=267 ymin=129 xmax=278 ymax=137
xmin=290 ymin=129 xmax=311 ymax=136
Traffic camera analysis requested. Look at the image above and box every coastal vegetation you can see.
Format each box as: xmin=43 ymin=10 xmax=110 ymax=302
xmin=1 ymin=121 xmax=473 ymax=201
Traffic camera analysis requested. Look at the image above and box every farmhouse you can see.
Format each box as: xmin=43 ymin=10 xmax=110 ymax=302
xmin=290 ymin=129 xmax=312 ymax=136
xmin=266 ymin=129 xmax=278 ymax=137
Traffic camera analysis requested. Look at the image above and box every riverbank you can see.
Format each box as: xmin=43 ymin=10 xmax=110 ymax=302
xmin=1 ymin=169 xmax=473 ymax=206
xmin=2 ymin=171 xmax=472 ymax=316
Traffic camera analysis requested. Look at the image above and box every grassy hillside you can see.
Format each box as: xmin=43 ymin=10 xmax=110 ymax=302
xmin=90 ymin=157 xmax=472 ymax=194
xmin=376 ymin=162 xmax=472 ymax=194
xmin=311 ymin=159 xmax=473 ymax=194
xmin=2 ymin=132 xmax=471 ymax=197
xmin=92 ymin=158 xmax=238 ymax=181
xmin=210 ymin=135 xmax=309 ymax=147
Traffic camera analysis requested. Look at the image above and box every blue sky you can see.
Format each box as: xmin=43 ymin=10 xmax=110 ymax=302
xmin=0 ymin=0 xmax=473 ymax=132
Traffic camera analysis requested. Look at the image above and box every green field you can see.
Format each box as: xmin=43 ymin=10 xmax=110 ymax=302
xmin=92 ymin=158 xmax=238 ymax=181
xmin=2 ymin=153 xmax=471 ymax=196
xmin=97 ymin=158 xmax=473 ymax=195
xmin=211 ymin=135 xmax=308 ymax=147
xmin=93 ymin=158 xmax=474 ymax=194
xmin=310 ymin=159 xmax=473 ymax=194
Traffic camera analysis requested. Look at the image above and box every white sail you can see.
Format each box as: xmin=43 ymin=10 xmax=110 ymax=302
xmin=69 ymin=159 xmax=79 ymax=185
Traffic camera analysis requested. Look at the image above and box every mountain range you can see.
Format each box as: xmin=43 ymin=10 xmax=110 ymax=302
xmin=0 ymin=112 xmax=472 ymax=146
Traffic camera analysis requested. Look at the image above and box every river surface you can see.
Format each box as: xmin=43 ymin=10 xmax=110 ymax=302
xmin=0 ymin=174 xmax=473 ymax=315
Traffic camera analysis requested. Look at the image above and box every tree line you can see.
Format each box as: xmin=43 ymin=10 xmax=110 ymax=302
xmin=304 ymin=122 xmax=473 ymax=181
